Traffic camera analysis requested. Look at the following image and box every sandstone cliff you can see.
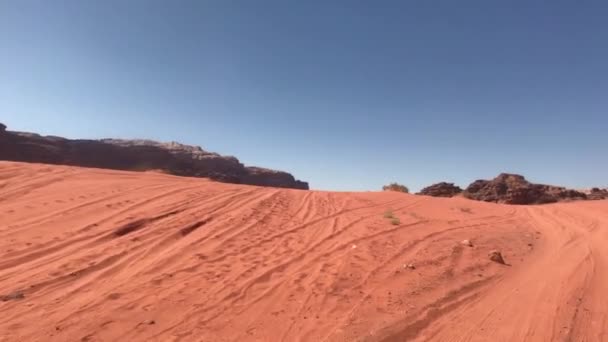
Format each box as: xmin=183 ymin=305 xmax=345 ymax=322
xmin=0 ymin=123 xmax=308 ymax=190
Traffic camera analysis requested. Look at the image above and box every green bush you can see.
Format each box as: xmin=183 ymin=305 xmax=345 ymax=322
xmin=382 ymin=182 xmax=409 ymax=193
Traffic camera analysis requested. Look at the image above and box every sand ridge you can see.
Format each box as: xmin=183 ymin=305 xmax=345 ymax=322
xmin=0 ymin=162 xmax=606 ymax=341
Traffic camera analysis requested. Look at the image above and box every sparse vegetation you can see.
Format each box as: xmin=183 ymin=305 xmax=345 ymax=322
xmin=382 ymin=182 xmax=409 ymax=193
xmin=383 ymin=209 xmax=400 ymax=225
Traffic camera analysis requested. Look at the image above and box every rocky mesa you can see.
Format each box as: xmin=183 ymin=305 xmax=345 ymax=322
xmin=0 ymin=123 xmax=308 ymax=189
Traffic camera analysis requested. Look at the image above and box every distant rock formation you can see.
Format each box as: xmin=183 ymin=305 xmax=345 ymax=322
xmin=583 ymin=187 xmax=608 ymax=200
xmin=463 ymin=173 xmax=586 ymax=204
xmin=417 ymin=182 xmax=462 ymax=197
xmin=0 ymin=123 xmax=308 ymax=190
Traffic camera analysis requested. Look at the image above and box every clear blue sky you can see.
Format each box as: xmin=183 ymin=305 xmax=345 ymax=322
xmin=1 ymin=1 xmax=607 ymax=191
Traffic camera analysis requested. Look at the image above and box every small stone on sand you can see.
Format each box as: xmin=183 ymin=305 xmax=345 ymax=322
xmin=488 ymin=250 xmax=505 ymax=264
xmin=461 ymin=239 xmax=473 ymax=247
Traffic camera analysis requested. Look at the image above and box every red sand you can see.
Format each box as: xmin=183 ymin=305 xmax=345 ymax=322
xmin=0 ymin=162 xmax=606 ymax=341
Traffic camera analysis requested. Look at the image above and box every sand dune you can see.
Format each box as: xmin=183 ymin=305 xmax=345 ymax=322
xmin=0 ymin=162 xmax=606 ymax=341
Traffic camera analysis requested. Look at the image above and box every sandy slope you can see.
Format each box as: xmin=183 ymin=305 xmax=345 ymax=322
xmin=0 ymin=162 xmax=606 ymax=341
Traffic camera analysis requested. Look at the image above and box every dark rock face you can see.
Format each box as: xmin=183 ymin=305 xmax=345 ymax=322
xmin=0 ymin=123 xmax=308 ymax=190
xmin=417 ymin=182 xmax=462 ymax=197
xmin=242 ymin=167 xmax=309 ymax=189
xmin=463 ymin=173 xmax=586 ymax=205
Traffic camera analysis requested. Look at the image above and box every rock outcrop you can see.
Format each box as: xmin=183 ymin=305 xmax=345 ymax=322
xmin=0 ymin=123 xmax=308 ymax=189
xmin=583 ymin=188 xmax=608 ymax=200
xmin=417 ymin=182 xmax=462 ymax=197
xmin=463 ymin=173 xmax=586 ymax=204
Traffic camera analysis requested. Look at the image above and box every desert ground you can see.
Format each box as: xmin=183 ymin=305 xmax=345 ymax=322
xmin=0 ymin=162 xmax=606 ymax=341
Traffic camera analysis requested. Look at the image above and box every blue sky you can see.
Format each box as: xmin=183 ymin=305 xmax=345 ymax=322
xmin=1 ymin=1 xmax=607 ymax=191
